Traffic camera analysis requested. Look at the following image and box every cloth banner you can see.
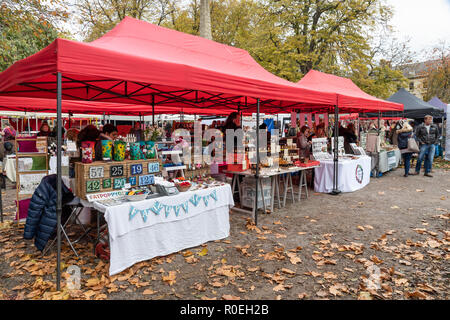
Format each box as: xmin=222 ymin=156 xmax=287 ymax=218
xmin=291 ymin=111 xmax=297 ymax=128
xmin=307 ymin=113 xmax=313 ymax=128
xmin=299 ymin=113 xmax=305 ymax=128
xmin=315 ymin=114 xmax=321 ymax=126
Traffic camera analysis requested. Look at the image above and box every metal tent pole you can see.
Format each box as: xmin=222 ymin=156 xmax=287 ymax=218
xmin=152 ymin=95 xmax=155 ymax=126
xmin=255 ymin=98 xmax=260 ymax=225
xmin=56 ymin=72 xmax=63 ymax=291
xmin=331 ymin=105 xmax=341 ymax=195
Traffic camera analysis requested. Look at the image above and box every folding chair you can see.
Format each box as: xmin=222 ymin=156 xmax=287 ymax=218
xmin=42 ymin=197 xmax=94 ymax=257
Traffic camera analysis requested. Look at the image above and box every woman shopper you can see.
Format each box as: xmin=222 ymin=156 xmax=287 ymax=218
xmin=396 ymin=120 xmax=415 ymax=177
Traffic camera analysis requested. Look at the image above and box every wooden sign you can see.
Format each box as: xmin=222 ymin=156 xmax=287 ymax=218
xmin=130 ymin=163 xmax=143 ymax=175
xmin=138 ymin=174 xmax=155 ymax=186
xmin=110 ymin=165 xmax=124 ymax=177
xmin=113 ymin=177 xmax=127 ymax=189
xmin=86 ymin=180 xmax=101 ymax=193
xmin=89 ymin=166 xmax=104 ymax=179
xmin=148 ymin=162 xmax=160 ymax=173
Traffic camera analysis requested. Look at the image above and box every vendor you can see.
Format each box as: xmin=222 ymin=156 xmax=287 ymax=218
xmin=343 ymin=123 xmax=358 ymax=154
xmin=130 ymin=121 xmax=143 ymax=141
xmin=37 ymin=121 xmax=52 ymax=137
xmin=297 ymin=125 xmax=311 ymax=158
xmin=95 ymin=124 xmax=118 ymax=161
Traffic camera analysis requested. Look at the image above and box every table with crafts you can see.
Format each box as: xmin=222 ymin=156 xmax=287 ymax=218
xmin=314 ymin=155 xmax=371 ymax=193
xmin=224 ymin=164 xmax=320 ymax=215
xmin=93 ymin=184 xmax=234 ymax=275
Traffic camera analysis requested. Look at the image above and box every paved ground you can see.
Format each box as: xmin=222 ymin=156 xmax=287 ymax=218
xmin=0 ymin=165 xmax=448 ymax=300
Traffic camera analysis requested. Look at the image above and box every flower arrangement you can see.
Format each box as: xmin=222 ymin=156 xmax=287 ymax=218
xmin=144 ymin=125 xmax=164 ymax=141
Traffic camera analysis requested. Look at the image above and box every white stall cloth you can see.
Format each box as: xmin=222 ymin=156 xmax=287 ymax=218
xmin=314 ymin=155 xmax=371 ymax=193
xmin=98 ymin=184 xmax=234 ymax=275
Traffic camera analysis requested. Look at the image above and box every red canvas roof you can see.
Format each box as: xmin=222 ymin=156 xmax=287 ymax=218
xmin=0 ymin=96 xmax=229 ymax=116
xmin=296 ymin=70 xmax=403 ymax=113
xmin=0 ymin=17 xmax=338 ymax=114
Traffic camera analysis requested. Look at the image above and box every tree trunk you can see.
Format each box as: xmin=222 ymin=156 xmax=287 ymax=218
xmin=199 ymin=0 xmax=212 ymax=40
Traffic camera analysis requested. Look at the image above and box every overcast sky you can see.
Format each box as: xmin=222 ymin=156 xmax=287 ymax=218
xmin=387 ymin=0 xmax=450 ymax=56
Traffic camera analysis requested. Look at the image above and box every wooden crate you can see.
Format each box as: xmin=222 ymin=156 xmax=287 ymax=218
xmin=75 ymin=158 xmax=161 ymax=200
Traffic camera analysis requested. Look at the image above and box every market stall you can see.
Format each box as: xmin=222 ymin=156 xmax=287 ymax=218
xmin=0 ymin=17 xmax=344 ymax=288
xmin=294 ymin=70 xmax=403 ymax=193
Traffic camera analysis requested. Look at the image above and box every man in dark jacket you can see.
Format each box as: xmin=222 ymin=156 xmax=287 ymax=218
xmin=24 ymin=175 xmax=74 ymax=251
xmin=412 ymin=115 xmax=440 ymax=177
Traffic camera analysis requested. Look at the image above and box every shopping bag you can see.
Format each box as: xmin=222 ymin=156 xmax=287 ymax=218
xmin=407 ymin=138 xmax=420 ymax=153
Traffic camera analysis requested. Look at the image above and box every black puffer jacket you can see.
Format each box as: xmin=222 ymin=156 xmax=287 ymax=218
xmin=23 ymin=175 xmax=74 ymax=251
xmin=415 ymin=123 xmax=439 ymax=145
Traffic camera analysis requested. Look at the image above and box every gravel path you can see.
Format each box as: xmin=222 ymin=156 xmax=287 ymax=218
xmin=0 ymin=168 xmax=448 ymax=300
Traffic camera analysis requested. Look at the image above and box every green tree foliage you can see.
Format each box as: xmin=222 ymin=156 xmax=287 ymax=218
xmin=76 ymin=0 xmax=175 ymax=41
xmin=424 ymin=44 xmax=450 ymax=103
xmin=0 ymin=0 xmax=67 ymax=71
xmin=74 ymin=0 xmax=410 ymax=98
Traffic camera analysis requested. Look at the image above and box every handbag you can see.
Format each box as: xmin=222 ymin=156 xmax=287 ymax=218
xmin=407 ymin=138 xmax=420 ymax=153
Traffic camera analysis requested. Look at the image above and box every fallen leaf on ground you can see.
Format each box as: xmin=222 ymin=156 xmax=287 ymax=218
xmin=222 ymin=295 xmax=240 ymax=300
xmin=142 ymin=289 xmax=156 ymax=295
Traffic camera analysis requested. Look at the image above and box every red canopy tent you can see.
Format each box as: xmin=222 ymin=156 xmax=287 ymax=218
xmin=0 ymin=17 xmax=338 ymax=114
xmin=295 ymin=70 xmax=403 ymax=113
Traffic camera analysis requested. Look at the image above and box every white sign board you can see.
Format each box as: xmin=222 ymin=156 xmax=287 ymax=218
xmin=86 ymin=190 xmax=128 ymax=202
xmin=19 ymin=173 xmax=47 ymax=195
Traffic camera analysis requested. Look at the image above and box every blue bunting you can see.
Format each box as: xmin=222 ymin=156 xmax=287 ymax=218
xmin=173 ymin=205 xmax=181 ymax=217
xmin=129 ymin=206 xmax=140 ymax=221
xmin=203 ymin=195 xmax=209 ymax=207
xmin=129 ymin=190 xmax=219 ymax=223
xmin=189 ymin=194 xmax=201 ymax=207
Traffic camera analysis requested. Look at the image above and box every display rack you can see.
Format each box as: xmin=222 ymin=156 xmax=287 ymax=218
xmin=157 ymin=140 xmax=186 ymax=178
xmin=15 ymin=136 xmax=49 ymax=223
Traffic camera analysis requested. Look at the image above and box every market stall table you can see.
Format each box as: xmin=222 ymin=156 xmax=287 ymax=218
xmin=93 ymin=184 xmax=234 ymax=276
xmin=225 ymin=165 xmax=320 ymax=215
xmin=314 ymin=155 xmax=371 ymax=193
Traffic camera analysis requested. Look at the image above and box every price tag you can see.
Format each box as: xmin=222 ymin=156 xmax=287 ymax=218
xmin=103 ymin=179 xmax=112 ymax=189
xmin=129 ymin=176 xmax=137 ymax=186
xmin=89 ymin=166 xmax=104 ymax=179
xmin=110 ymin=165 xmax=124 ymax=177
xmin=130 ymin=163 xmax=143 ymax=175
xmin=148 ymin=162 xmax=160 ymax=173
xmin=113 ymin=178 xmax=127 ymax=189
xmin=138 ymin=174 xmax=155 ymax=186
xmin=86 ymin=180 xmax=101 ymax=193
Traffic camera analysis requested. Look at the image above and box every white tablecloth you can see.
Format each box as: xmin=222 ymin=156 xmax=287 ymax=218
xmin=314 ymin=155 xmax=371 ymax=193
xmin=98 ymin=184 xmax=234 ymax=275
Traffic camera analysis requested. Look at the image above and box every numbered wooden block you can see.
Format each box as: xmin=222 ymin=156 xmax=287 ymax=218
xmin=138 ymin=174 xmax=155 ymax=186
xmin=110 ymin=165 xmax=124 ymax=177
xmin=103 ymin=178 xmax=112 ymax=189
xmin=86 ymin=180 xmax=101 ymax=193
xmin=113 ymin=177 xmax=127 ymax=189
xmin=89 ymin=166 xmax=104 ymax=179
xmin=148 ymin=162 xmax=160 ymax=173
xmin=129 ymin=176 xmax=137 ymax=186
xmin=130 ymin=163 xmax=143 ymax=175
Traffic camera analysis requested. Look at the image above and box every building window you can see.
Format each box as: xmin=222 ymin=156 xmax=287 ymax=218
xmin=409 ymin=82 xmax=414 ymax=90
